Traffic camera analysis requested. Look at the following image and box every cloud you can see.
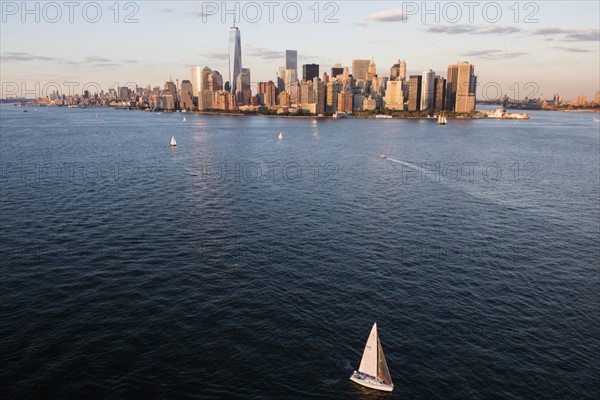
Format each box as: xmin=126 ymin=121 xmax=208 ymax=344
xmin=427 ymin=25 xmax=521 ymax=35
xmin=461 ymin=50 xmax=527 ymax=60
xmin=366 ymin=9 xmax=405 ymax=22
xmin=0 ymin=52 xmax=57 ymax=62
xmin=157 ymin=7 xmax=175 ymax=13
xmin=186 ymin=3 xmax=217 ymax=17
xmin=246 ymin=48 xmax=282 ymax=60
xmin=121 ymin=59 xmax=139 ymax=64
xmin=551 ymin=46 xmax=593 ymax=53
xmin=531 ymin=28 xmax=599 ymax=42
xmin=84 ymin=56 xmax=111 ymax=63
xmin=205 ymin=51 xmax=229 ymax=59
xmin=352 ymin=21 xmax=369 ymax=27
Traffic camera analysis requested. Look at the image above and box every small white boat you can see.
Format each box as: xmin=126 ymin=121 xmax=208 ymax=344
xmin=183 ymin=116 xmax=187 ymax=122
xmin=349 ymin=322 xmax=394 ymax=392
xmin=437 ymin=115 xmax=447 ymax=125
xmin=380 ymin=154 xmax=387 ymax=160
xmin=593 ymin=117 xmax=599 ymax=121
xmin=169 ymin=136 xmax=177 ymax=147
xmin=278 ymin=132 xmax=283 ymax=140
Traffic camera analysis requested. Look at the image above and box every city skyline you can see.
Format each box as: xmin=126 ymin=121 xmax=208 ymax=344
xmin=1 ymin=1 xmax=599 ymax=100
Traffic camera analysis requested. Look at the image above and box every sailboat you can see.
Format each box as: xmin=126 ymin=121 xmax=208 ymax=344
xmin=169 ymin=136 xmax=177 ymax=147
xmin=349 ymin=323 xmax=394 ymax=392
xmin=183 ymin=116 xmax=187 ymax=122
xmin=437 ymin=114 xmax=447 ymax=125
xmin=278 ymin=132 xmax=283 ymax=140
xmin=96 ymin=113 xmax=99 ymax=120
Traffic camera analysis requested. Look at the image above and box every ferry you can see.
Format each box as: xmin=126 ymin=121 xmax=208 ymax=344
xmin=487 ymin=108 xmax=530 ymax=120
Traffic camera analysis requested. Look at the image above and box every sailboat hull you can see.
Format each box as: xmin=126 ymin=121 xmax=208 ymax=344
xmin=350 ymin=371 xmax=393 ymax=392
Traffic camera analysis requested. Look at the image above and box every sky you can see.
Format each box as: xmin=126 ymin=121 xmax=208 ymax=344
xmin=1 ymin=1 xmax=599 ymax=100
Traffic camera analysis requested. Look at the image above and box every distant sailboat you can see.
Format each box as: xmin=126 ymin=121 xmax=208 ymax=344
xmin=169 ymin=136 xmax=177 ymax=147
xmin=96 ymin=113 xmax=99 ymax=120
xmin=183 ymin=116 xmax=187 ymax=122
xmin=437 ymin=115 xmax=447 ymax=125
xmin=349 ymin=323 xmax=394 ymax=392
xmin=278 ymin=132 xmax=283 ymax=140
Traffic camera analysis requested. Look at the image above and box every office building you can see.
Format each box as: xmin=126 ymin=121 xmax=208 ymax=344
xmin=421 ymin=69 xmax=435 ymax=111
xmin=303 ymin=64 xmax=319 ymax=82
xmin=229 ymin=25 xmax=242 ymax=93
xmin=408 ymin=75 xmax=422 ymax=111
xmin=352 ymin=59 xmax=371 ymax=81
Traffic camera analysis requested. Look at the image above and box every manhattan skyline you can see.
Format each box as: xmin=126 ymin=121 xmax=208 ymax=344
xmin=1 ymin=1 xmax=599 ymax=100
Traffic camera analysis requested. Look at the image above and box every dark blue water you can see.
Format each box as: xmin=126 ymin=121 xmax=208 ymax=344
xmin=1 ymin=105 xmax=599 ymax=399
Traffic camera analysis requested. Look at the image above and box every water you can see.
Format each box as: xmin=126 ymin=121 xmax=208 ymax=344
xmin=1 ymin=105 xmax=598 ymax=399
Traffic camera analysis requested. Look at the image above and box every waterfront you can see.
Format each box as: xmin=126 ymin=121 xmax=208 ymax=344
xmin=1 ymin=105 xmax=598 ymax=399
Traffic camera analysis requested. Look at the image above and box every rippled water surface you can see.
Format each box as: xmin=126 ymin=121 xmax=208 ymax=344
xmin=1 ymin=106 xmax=599 ymax=399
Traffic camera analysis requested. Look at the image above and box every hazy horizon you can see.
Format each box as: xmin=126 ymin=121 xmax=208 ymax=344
xmin=1 ymin=1 xmax=599 ymax=100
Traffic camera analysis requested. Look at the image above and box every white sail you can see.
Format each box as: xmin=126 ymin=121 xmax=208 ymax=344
xmin=358 ymin=323 xmax=378 ymax=377
xmin=183 ymin=116 xmax=186 ymax=121
xmin=377 ymin=337 xmax=393 ymax=385
xmin=278 ymin=132 xmax=283 ymax=140
xmin=170 ymin=136 xmax=177 ymax=146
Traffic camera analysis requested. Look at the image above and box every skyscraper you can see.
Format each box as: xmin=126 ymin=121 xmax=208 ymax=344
xmin=434 ymin=76 xmax=446 ymax=112
xmin=286 ymin=50 xmax=297 ymax=71
xmin=352 ymin=60 xmax=371 ymax=81
xmin=229 ymin=25 xmax=242 ymax=93
xmin=302 ymin=64 xmax=319 ymax=82
xmin=445 ymin=64 xmax=459 ymax=111
xmin=331 ymin=64 xmax=344 ymax=79
xmin=190 ymin=67 xmax=202 ymax=98
xmin=420 ymin=69 xmax=435 ymax=111
xmin=408 ymin=75 xmax=422 ymax=112
xmin=453 ymin=61 xmax=477 ymax=113
xmin=390 ymin=60 xmax=407 ymax=81
xmin=180 ymin=80 xmax=194 ymax=111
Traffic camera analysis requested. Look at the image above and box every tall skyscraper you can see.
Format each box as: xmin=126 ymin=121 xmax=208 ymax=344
xmin=190 ymin=67 xmax=202 ymax=98
xmin=229 ymin=25 xmax=242 ymax=93
xmin=434 ymin=76 xmax=446 ymax=112
xmin=420 ymin=69 xmax=435 ymax=111
xmin=366 ymin=59 xmax=377 ymax=81
xmin=408 ymin=75 xmax=422 ymax=111
xmin=450 ymin=61 xmax=477 ymax=113
xmin=180 ymin=80 xmax=194 ymax=111
xmin=445 ymin=63 xmax=459 ymax=111
xmin=352 ymin=60 xmax=371 ymax=81
xmin=390 ymin=60 xmax=407 ymax=81
xmin=384 ymin=80 xmax=404 ymax=110
xmin=331 ymin=64 xmax=344 ymax=79
xmin=286 ymin=50 xmax=297 ymax=71
xmin=302 ymin=64 xmax=319 ymax=82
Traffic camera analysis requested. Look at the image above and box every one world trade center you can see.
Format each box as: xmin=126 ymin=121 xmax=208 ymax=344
xmin=228 ymin=24 xmax=242 ymax=94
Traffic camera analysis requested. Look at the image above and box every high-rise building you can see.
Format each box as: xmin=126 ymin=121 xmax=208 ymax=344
xmin=331 ymin=64 xmax=344 ymax=79
xmin=303 ymin=64 xmax=319 ymax=82
xmin=420 ymin=69 xmax=435 ymax=111
xmin=352 ymin=60 xmax=371 ymax=81
xmin=236 ymin=68 xmax=251 ymax=105
xmin=594 ymin=91 xmax=600 ymax=104
xmin=285 ymin=69 xmax=298 ymax=93
xmin=190 ymin=67 xmax=202 ymax=98
xmin=408 ymin=75 xmax=422 ymax=111
xmin=384 ymin=79 xmax=404 ymax=110
xmin=165 ymin=80 xmax=178 ymax=109
xmin=312 ymin=78 xmax=325 ymax=115
xmin=286 ymin=50 xmax=297 ymax=71
xmin=326 ymin=81 xmax=341 ymax=113
xmin=180 ymin=80 xmax=194 ymax=111
xmin=433 ymin=76 xmax=446 ymax=112
xmin=264 ymin=81 xmax=276 ymax=109
xmin=278 ymin=66 xmax=286 ymax=92
xmin=390 ymin=60 xmax=407 ymax=81
xmin=211 ymin=71 xmax=224 ymax=92
xmin=366 ymin=59 xmax=377 ymax=81
xmin=452 ymin=61 xmax=476 ymax=113
xmin=445 ymin=63 xmax=459 ymax=111
xmin=229 ymin=25 xmax=242 ymax=93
